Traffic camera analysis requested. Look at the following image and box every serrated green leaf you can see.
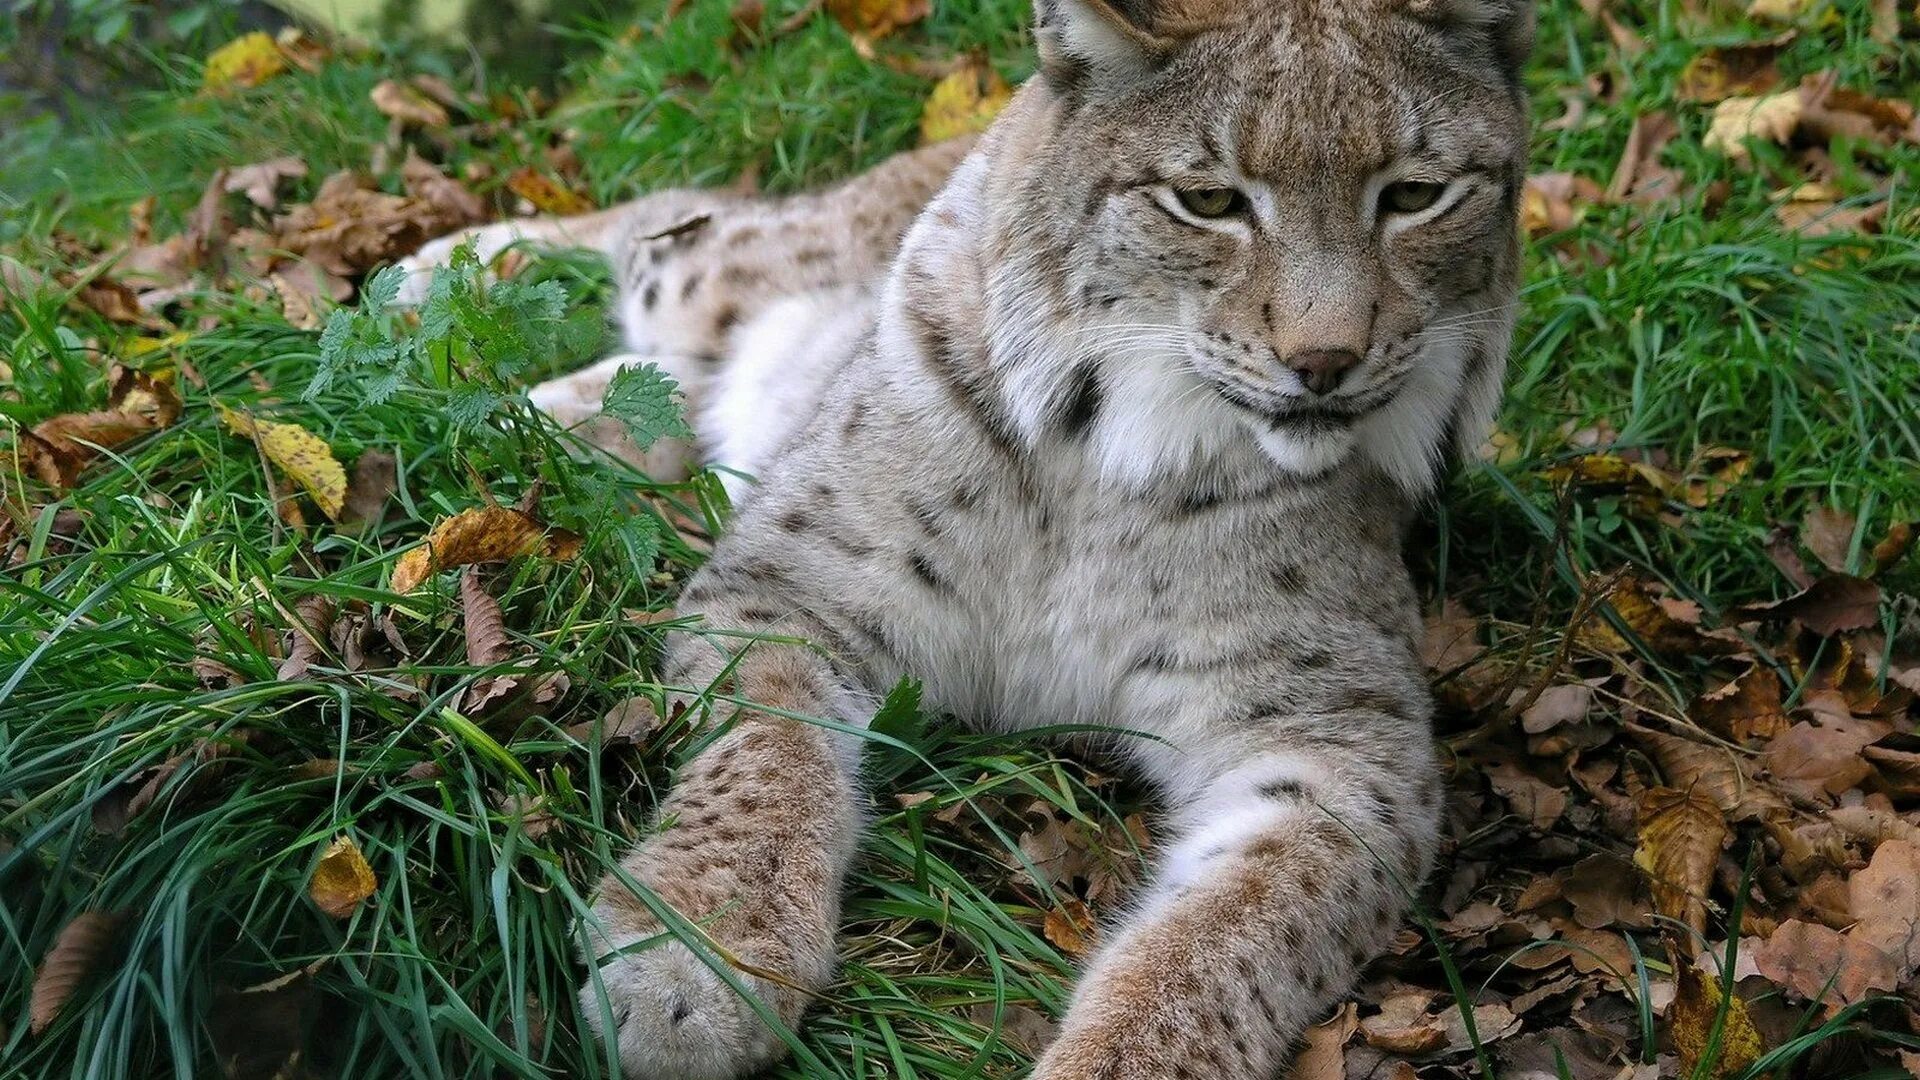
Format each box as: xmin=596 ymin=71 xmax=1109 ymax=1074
xmin=601 ymin=363 xmax=693 ymax=452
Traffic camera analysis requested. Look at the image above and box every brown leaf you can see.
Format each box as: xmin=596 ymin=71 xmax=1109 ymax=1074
xmin=223 ymin=155 xmax=308 ymax=210
xmin=1845 ymin=839 xmax=1920 ymax=982
xmin=965 ymin=1002 xmax=1059 ymax=1057
xmin=1764 ymin=716 xmax=1880 ymax=803
xmin=1629 ymin=723 xmax=1790 ymax=824
xmin=370 ymin=79 xmax=451 ymax=127
xmin=1676 ymin=35 xmax=1792 ymax=103
xmin=1522 ymin=172 xmax=1604 ymax=237
xmin=458 ymin=568 xmax=568 ymax=717
xmin=341 ymin=450 xmax=397 ymax=530
xmin=567 ymin=695 xmax=661 ymax=748
xmin=1735 ymin=575 xmax=1882 ymax=637
xmin=1693 ymin=665 xmax=1790 ymax=743
xmin=400 ymin=150 xmax=487 ymax=227
xmin=10 ymin=366 xmax=184 ymax=490
xmin=273 ymin=169 xmax=479 ymax=277
xmin=1801 ymin=506 xmax=1858 ymax=575
xmin=1487 ymin=759 xmax=1569 ymax=831
xmin=1522 ymin=683 xmax=1595 ymax=734
xmin=309 ymin=836 xmax=376 ymax=919
xmin=29 ymin=911 xmax=124 ymax=1035
xmin=389 ymin=506 xmax=581 ymax=594
xmin=1043 ymin=898 xmax=1096 ymax=957
xmin=1671 ymin=955 xmax=1765 ymax=1077
xmin=1870 ymin=522 xmax=1915 ymax=575
xmin=1358 ymin=990 xmax=1448 ymax=1055
xmin=827 ymin=0 xmax=930 ymax=38
xmin=1421 ymin=600 xmax=1484 ymax=673
xmin=1286 ymin=1003 xmax=1358 ymax=1080
xmin=276 ymin=594 xmax=335 ymax=682
xmin=505 ymin=167 xmax=595 ymax=216
xmin=1635 ymin=786 xmax=1728 ymax=936
xmin=1774 ymin=184 xmax=1888 ymax=237
xmin=1753 ymin=918 xmax=1901 ymax=1005
xmin=1608 ymin=112 xmax=1686 ymax=205
xmin=1562 ymin=854 xmax=1654 ymax=930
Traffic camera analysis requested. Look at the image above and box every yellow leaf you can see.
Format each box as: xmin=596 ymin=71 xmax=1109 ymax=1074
xmin=1671 ymin=956 xmax=1765 ymax=1077
xmin=921 ymin=58 xmax=1014 ymax=145
xmin=389 ymin=506 xmax=583 ymax=595
xmin=309 ymin=836 xmax=376 ymax=919
xmin=1634 ymin=786 xmax=1728 ymax=936
xmin=219 ymin=406 xmax=348 ymax=521
xmin=1703 ymin=90 xmax=1804 ymax=161
xmin=205 ymin=32 xmax=287 ymax=92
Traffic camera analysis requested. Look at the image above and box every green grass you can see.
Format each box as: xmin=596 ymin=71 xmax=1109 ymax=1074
xmin=3 ymin=0 xmax=1919 ymax=1077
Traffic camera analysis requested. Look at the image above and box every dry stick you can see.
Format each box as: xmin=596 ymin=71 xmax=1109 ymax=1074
xmin=1490 ymin=482 xmax=1580 ymax=716
xmin=1512 ymin=566 xmax=1631 ymax=720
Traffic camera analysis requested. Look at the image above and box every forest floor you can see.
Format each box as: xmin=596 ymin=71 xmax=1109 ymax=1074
xmin=4 ymin=1 xmax=1920 ymax=1077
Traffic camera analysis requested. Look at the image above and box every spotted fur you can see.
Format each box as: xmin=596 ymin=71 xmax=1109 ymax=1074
xmin=402 ymin=2 xmax=1531 ymax=1076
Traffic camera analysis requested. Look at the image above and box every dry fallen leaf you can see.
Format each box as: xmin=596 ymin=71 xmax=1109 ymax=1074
xmin=1522 ymin=172 xmax=1604 ymax=237
xmin=370 ymin=79 xmax=451 ymax=128
xmin=1607 ymin=112 xmax=1686 ymax=205
xmin=205 ymin=32 xmax=288 ymax=92
xmin=10 ymin=366 xmax=184 ymax=490
xmin=1671 ymin=955 xmax=1765 ymax=1077
xmin=309 ymin=836 xmax=376 ymax=919
xmin=389 ymin=506 xmax=583 ymax=595
xmin=1043 ymin=898 xmax=1096 ymax=957
xmin=223 ymin=156 xmax=308 ymax=210
xmin=1358 ymin=990 xmax=1447 ymax=1055
xmin=1634 ymin=786 xmax=1727 ymax=936
xmin=1736 ymin=574 xmax=1882 ymax=636
xmin=1693 ymin=665 xmax=1789 ymax=742
xmin=1846 ymin=839 xmax=1920 ymax=981
xmin=1676 ymin=35 xmax=1792 ymax=103
xmin=1753 ymin=918 xmax=1901 ymax=1006
xmin=506 ymin=167 xmax=595 ymax=216
xmin=1286 ymin=1003 xmax=1358 ymax=1080
xmin=828 ymin=0 xmax=931 ymax=38
xmin=218 ymin=405 xmax=348 ymax=521
xmin=29 ymin=911 xmax=124 ymax=1036
xmin=921 ymin=56 xmax=1014 ymax=144
xmin=1704 ymin=90 xmax=1805 ymax=160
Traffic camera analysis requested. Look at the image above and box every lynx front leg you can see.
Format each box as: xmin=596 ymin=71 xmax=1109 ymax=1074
xmin=1033 ymin=707 xmax=1443 ymax=1079
xmin=580 ymin=610 xmax=869 ymax=1080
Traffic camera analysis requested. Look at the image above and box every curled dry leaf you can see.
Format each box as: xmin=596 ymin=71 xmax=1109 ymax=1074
xmin=218 ymin=405 xmax=348 ymax=521
xmin=1735 ymin=574 xmax=1882 ymax=637
xmin=389 ymin=506 xmax=582 ymax=595
xmin=10 ymin=366 xmax=184 ymax=490
xmin=1670 ymin=956 xmax=1764 ymax=1078
xmin=222 ymin=155 xmax=308 ymax=210
xmin=1358 ymin=990 xmax=1447 ymax=1055
xmin=1285 ymin=1002 xmax=1357 ymax=1080
xmin=1634 ymin=785 xmax=1727 ymax=936
xmin=1693 ymin=664 xmax=1789 ymax=743
xmin=370 ymin=79 xmax=451 ymax=128
xmin=1043 ymin=898 xmax=1096 ymax=956
xmin=1521 ymin=172 xmax=1603 ymax=237
xmin=506 ymin=167 xmax=595 ymax=216
xmin=29 ymin=910 xmax=125 ymax=1036
xmin=1753 ymin=918 xmax=1901 ymax=1005
xmin=921 ymin=56 xmax=1014 ymax=144
xmin=827 ymin=0 xmax=930 ymax=38
xmin=1676 ymin=35 xmax=1792 ymax=103
xmin=456 ymin=568 xmax=568 ymax=717
xmin=1704 ymin=90 xmax=1805 ymax=160
xmin=309 ymin=836 xmax=377 ymax=919
xmin=1607 ymin=112 xmax=1685 ymax=205
xmin=276 ymin=594 xmax=336 ymax=682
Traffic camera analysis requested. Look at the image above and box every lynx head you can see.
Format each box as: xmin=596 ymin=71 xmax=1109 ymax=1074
xmin=982 ymin=0 xmax=1533 ymax=496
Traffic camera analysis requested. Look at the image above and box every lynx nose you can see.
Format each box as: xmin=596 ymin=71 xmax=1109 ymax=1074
xmin=1284 ymin=348 xmax=1361 ymax=396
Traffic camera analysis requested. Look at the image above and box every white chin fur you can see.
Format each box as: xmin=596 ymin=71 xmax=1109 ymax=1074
xmin=1255 ymin=423 xmax=1358 ymax=478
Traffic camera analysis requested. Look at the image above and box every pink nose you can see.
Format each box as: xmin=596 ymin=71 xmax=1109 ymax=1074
xmin=1284 ymin=348 xmax=1361 ymax=396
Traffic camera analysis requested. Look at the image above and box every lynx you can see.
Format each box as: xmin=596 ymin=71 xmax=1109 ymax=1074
xmin=399 ymin=1 xmax=1532 ymax=1076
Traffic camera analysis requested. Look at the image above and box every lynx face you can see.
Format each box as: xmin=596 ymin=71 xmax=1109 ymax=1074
xmin=1007 ymin=0 xmax=1532 ymax=492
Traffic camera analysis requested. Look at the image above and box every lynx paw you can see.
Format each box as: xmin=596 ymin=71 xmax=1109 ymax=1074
xmin=580 ymin=937 xmax=785 ymax=1080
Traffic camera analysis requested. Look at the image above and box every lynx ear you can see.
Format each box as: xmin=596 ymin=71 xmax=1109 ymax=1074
xmin=1033 ymin=0 xmax=1174 ymax=84
xmin=1403 ymin=0 xmax=1536 ymax=70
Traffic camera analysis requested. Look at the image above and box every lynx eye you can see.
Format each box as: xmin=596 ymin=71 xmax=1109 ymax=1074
xmin=1381 ymin=180 xmax=1447 ymax=216
xmin=1175 ymin=187 xmax=1247 ymax=219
